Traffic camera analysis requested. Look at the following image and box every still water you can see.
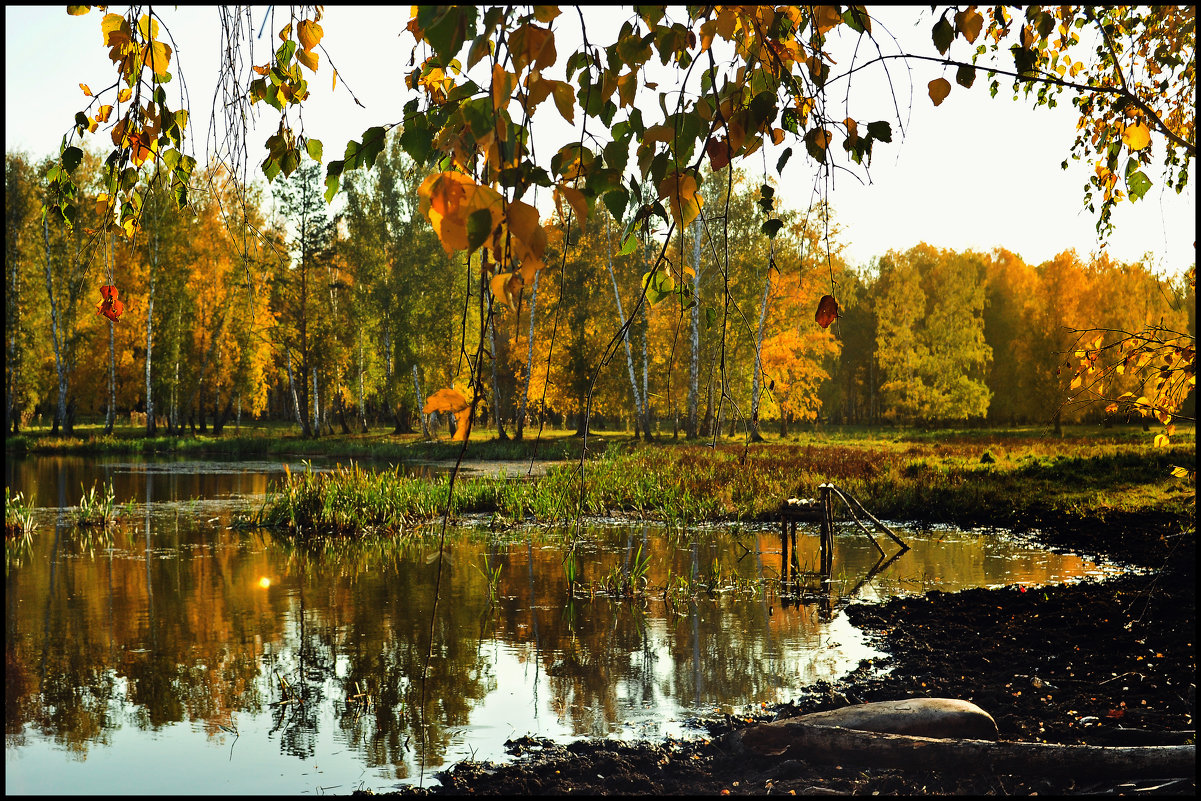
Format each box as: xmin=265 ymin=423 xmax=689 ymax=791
xmin=5 ymin=456 xmax=1128 ymax=794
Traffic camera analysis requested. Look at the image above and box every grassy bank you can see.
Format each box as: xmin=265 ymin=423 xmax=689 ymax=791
xmin=245 ymin=427 xmax=1196 ymax=538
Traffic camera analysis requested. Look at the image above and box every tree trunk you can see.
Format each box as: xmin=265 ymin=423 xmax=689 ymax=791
xmin=726 ymin=721 xmax=1195 ymax=780
xmin=104 ymin=318 xmax=116 ymax=434
xmin=687 ymin=217 xmax=702 ymax=439
xmin=487 ymin=305 xmax=508 ymax=439
xmin=749 ymin=261 xmax=772 ymax=443
xmin=357 ymin=330 xmax=367 ymax=433
xmin=604 ymin=215 xmax=646 ymax=438
xmin=639 ymin=298 xmax=652 ymax=438
xmin=516 ymin=271 xmax=539 ymax=441
xmin=311 ymin=369 xmax=320 ymax=437
xmin=285 ymin=349 xmax=309 ymax=436
xmin=42 ymin=217 xmax=69 ymax=436
xmin=336 ymin=388 xmax=351 ymax=435
xmin=144 ymin=253 xmax=156 ymax=436
xmin=411 ymin=364 xmax=429 ymax=438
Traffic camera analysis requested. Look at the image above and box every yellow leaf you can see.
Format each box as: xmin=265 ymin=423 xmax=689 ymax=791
xmin=279 ymin=22 xmax=292 ymax=42
xmin=510 ymin=23 xmax=556 ymax=73
xmin=954 ymin=7 xmax=984 ymax=43
xmin=296 ymin=47 xmax=319 ymax=72
xmin=297 ymin=19 xmax=323 ymax=51
xmin=1121 ymin=122 xmax=1150 ymax=151
xmin=332 ymin=68 xmax=338 ymax=91
xmin=80 ymin=83 xmax=92 ymax=96
xmin=417 ymin=172 xmax=503 ymax=256
xmin=118 ymin=86 xmax=132 ymax=103
xmin=142 ymin=39 xmax=172 ymax=78
xmin=812 ymin=5 xmax=842 ymax=34
xmin=504 ymin=198 xmax=548 ymax=269
xmin=1069 ymin=374 xmax=1083 ymax=390
xmin=928 ymin=78 xmax=952 ymax=106
xmin=551 ymin=79 xmax=575 ymax=124
xmin=95 ymin=194 xmax=109 ymax=218
xmin=101 ymin=13 xmax=130 ymax=47
xmin=532 ymin=5 xmax=560 ymax=23
xmin=490 ymin=271 xmax=517 ymax=311
xmin=554 ymin=185 xmax=588 ymax=231
xmin=1170 ymin=465 xmax=1191 ymax=479
xmin=137 ymin=13 xmax=158 ymax=42
xmin=658 ymin=171 xmax=703 ymax=229
xmin=492 ymin=64 xmax=516 ymax=111
xmin=1153 ymin=433 xmax=1169 ymax=448
xmin=67 ymin=6 xmax=91 ymax=15
xmin=87 ymin=117 xmax=99 ymax=133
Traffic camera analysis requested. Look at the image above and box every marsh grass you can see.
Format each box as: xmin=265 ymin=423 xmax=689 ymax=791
xmin=5 ymin=489 xmax=36 ymax=539
xmin=75 ymin=480 xmax=118 ymax=528
xmin=231 ymin=426 xmax=1195 ymax=540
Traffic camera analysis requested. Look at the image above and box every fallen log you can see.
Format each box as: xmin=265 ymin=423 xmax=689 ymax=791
xmin=725 ymin=721 xmax=1196 ymax=779
xmin=786 ymin=699 xmax=998 ymax=740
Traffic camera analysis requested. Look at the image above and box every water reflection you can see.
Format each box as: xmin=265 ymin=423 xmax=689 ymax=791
xmin=4 ymin=457 xmax=1130 ymax=794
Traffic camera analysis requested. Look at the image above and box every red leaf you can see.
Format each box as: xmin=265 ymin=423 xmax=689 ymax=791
xmin=97 ymin=285 xmax=125 ymax=322
xmin=705 ymin=137 xmax=731 ymax=172
xmin=815 ymin=294 xmax=839 ymax=328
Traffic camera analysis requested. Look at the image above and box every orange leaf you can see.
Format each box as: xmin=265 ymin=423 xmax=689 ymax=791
xmin=554 ymin=185 xmax=588 ymax=230
xmin=812 ymin=5 xmax=843 ymax=34
xmin=80 ymin=83 xmax=93 ymax=96
xmin=955 ymin=8 xmax=984 ymax=43
xmin=296 ymin=47 xmax=319 ymax=72
xmin=424 ymin=387 xmax=471 ymax=415
xmin=658 ymin=171 xmax=703 ymax=229
xmin=928 ymin=78 xmax=952 ymax=106
xmin=297 ymin=19 xmax=323 ymax=51
xmin=815 ymin=294 xmax=839 ymax=328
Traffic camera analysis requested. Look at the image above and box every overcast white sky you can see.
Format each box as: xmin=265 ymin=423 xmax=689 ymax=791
xmin=5 ymin=5 xmax=1195 ymax=274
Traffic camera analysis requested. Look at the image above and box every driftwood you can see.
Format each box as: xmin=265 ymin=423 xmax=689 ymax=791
xmin=726 ymin=720 xmax=1196 ymax=779
xmin=783 ymin=699 xmax=998 ymax=740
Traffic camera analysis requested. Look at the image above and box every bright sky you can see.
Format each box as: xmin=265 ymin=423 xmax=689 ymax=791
xmin=5 ymin=5 xmax=1195 ymax=275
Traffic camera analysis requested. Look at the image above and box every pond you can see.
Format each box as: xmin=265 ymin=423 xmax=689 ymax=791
xmin=5 ymin=456 xmax=1132 ymax=794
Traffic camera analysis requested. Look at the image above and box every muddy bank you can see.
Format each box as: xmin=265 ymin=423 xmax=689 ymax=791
xmin=378 ymin=516 xmax=1195 ymax=796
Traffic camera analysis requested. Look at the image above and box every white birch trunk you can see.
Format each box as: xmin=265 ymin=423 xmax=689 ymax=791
xmin=42 ymin=217 xmax=69 ymax=434
xmin=517 ymin=270 xmax=539 ymax=439
xmin=412 ymin=364 xmax=430 ymax=438
xmin=285 ymin=350 xmax=304 ymax=430
xmin=144 ymin=242 xmax=156 ymax=435
xmin=750 ymin=264 xmax=772 ymax=441
xmin=604 ymin=216 xmax=645 ymax=431
xmin=687 ymin=217 xmax=702 ymax=438
xmin=487 ymin=305 xmax=506 ymax=438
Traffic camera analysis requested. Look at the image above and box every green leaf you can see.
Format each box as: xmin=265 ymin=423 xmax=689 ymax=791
xmin=399 ymin=120 xmax=432 ymax=165
xmin=776 ymin=147 xmax=793 ymax=174
xmin=603 ymin=187 xmax=629 ymax=222
xmin=61 ymin=146 xmax=84 ymax=172
xmin=323 ymin=160 xmax=344 ymax=203
xmin=466 ymin=207 xmax=493 ymax=252
xmin=1126 ymin=170 xmax=1152 ymax=202
xmin=618 ymin=232 xmax=639 ymax=256
xmin=423 ymin=6 xmax=476 ymax=64
xmin=761 ymin=218 xmax=784 ymax=239
xmin=932 ymin=15 xmax=954 ymax=55
xmin=867 ymin=120 xmax=892 ymax=142
xmin=276 ymin=39 xmax=297 ymax=65
xmin=305 ymin=137 xmax=323 ymax=163
xmin=955 ymin=64 xmax=976 ymax=88
xmin=704 ymin=306 xmax=717 ymax=329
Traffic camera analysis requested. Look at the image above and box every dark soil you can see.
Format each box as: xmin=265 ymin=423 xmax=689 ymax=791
xmin=374 ymin=511 xmax=1196 ymax=796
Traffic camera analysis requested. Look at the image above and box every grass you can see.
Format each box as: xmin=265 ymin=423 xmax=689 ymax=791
xmin=240 ymin=424 xmax=1195 ymax=542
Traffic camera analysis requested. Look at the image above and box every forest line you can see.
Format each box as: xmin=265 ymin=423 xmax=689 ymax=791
xmin=5 ymin=135 xmax=1195 ymax=439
